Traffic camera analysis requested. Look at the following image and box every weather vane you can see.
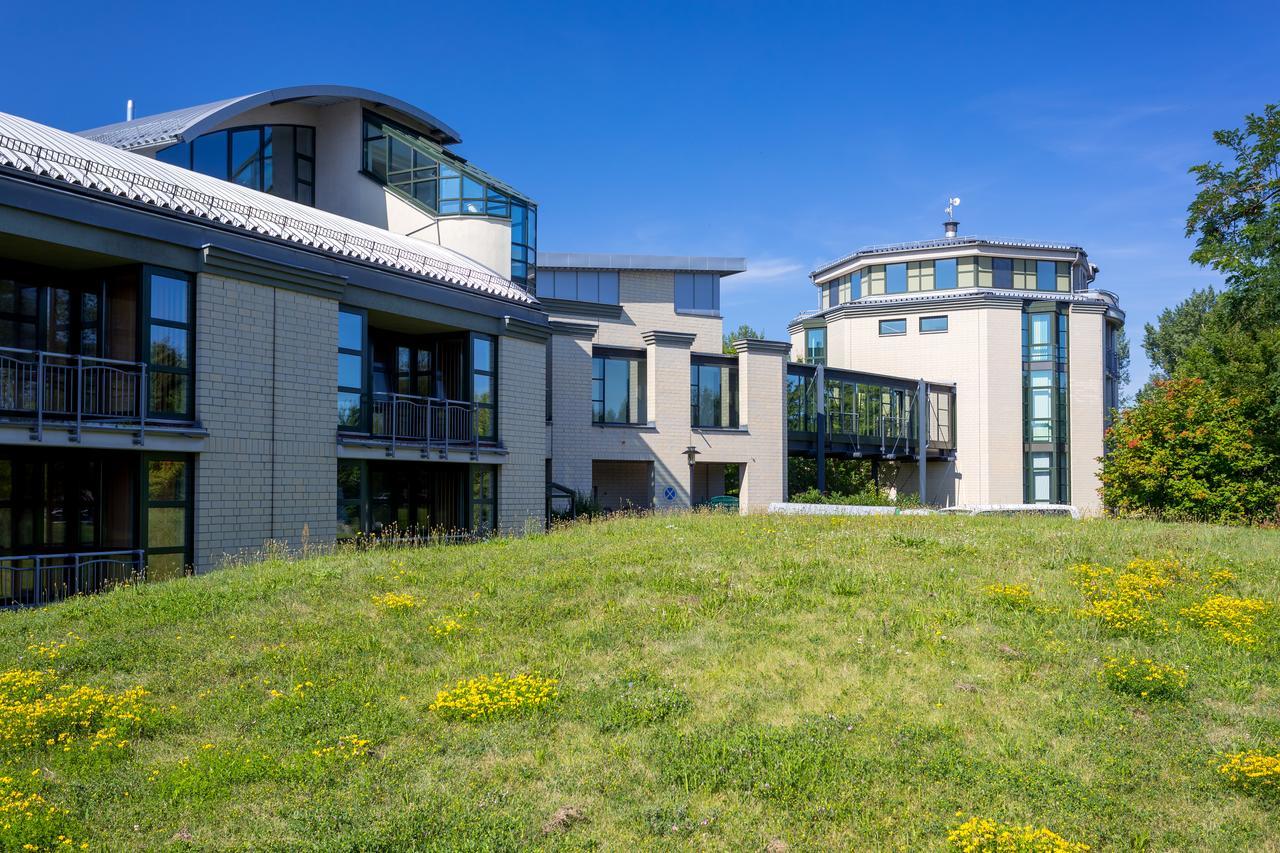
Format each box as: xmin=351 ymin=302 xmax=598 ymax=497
xmin=945 ymin=196 xmax=960 ymax=220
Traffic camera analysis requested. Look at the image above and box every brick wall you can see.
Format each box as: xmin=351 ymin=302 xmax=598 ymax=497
xmin=193 ymin=274 xmax=337 ymax=570
xmin=496 ymin=333 xmax=547 ymax=533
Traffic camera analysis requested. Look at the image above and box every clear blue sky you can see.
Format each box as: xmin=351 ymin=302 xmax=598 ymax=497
xmin=3 ymin=0 xmax=1278 ymax=390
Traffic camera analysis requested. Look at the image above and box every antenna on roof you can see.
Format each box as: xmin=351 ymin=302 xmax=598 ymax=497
xmin=126 ymin=99 xmax=134 ymax=122
xmin=943 ymin=197 xmax=960 ymax=237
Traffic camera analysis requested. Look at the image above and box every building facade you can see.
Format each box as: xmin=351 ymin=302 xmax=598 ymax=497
xmin=789 ymin=225 xmax=1124 ymax=512
xmin=539 ymin=254 xmax=787 ymax=514
xmin=0 ymin=85 xmax=1123 ymax=606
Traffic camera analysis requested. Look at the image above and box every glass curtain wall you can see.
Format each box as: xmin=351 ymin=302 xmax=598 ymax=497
xmin=1022 ymin=305 xmax=1070 ymax=503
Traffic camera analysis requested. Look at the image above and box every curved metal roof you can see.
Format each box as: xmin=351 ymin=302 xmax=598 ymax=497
xmin=77 ymin=85 xmax=463 ymax=150
xmin=1 ymin=111 xmax=534 ymax=305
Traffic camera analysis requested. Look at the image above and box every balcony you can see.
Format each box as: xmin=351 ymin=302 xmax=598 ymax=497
xmin=0 ymin=549 xmax=145 ymax=608
xmin=0 ymin=348 xmax=151 ymax=443
xmin=368 ymin=392 xmax=479 ymax=457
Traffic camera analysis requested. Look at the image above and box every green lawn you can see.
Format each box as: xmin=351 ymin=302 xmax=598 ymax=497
xmin=3 ymin=513 xmax=1279 ymax=850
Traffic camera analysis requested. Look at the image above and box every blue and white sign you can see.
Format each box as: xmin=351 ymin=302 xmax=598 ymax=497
xmin=663 ymin=486 xmax=677 ymax=502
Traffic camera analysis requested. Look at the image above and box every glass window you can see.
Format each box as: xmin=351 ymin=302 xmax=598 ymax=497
xmin=804 ymin=328 xmax=826 ymax=365
xmin=691 ymin=360 xmax=739 ymax=428
xmin=591 ymin=351 xmax=646 ymax=424
xmin=675 ymin=273 xmax=720 ymax=313
xmin=230 ymin=128 xmax=261 ymax=189
xmin=1028 ymin=313 xmax=1052 ymax=361
xmin=192 ymin=132 xmax=228 ymax=181
xmin=920 ymin=316 xmax=948 ymax=333
xmin=472 ymin=334 xmax=496 ymax=441
xmin=598 ymin=271 xmax=619 ymax=304
xmin=1029 ymin=371 xmax=1053 ymax=441
xmin=337 ymin=308 xmax=365 ymax=430
xmin=337 ymin=460 xmax=364 ymax=538
xmin=906 ymin=261 xmax=934 ymax=291
xmin=885 ymin=263 xmax=907 ymax=294
xmin=146 ymin=271 xmax=192 ymax=419
xmin=935 ymin=258 xmax=958 ymax=290
xmin=992 ymin=258 xmax=1013 ymax=289
xmin=879 ymin=319 xmax=907 ymax=336
xmin=1031 ymin=453 xmax=1052 ymax=503
xmin=1036 ymin=260 xmax=1058 ymax=292
xmin=1013 ymin=259 xmax=1036 ymax=290
xmin=577 ymin=271 xmax=599 ymax=303
xmin=146 ymin=455 xmax=190 ymax=580
xmin=471 ymin=466 xmax=496 ymax=533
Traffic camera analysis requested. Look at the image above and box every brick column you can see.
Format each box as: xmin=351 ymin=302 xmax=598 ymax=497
xmin=733 ymin=338 xmax=790 ymax=511
xmin=642 ymin=330 xmax=696 ymax=509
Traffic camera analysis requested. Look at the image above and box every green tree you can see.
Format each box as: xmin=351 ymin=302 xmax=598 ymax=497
xmin=1141 ymin=286 xmax=1218 ymax=380
xmin=722 ymin=323 xmax=764 ymax=354
xmin=1099 ymin=378 xmax=1279 ymax=524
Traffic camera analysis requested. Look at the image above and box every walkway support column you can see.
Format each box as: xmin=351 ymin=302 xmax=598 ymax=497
xmin=815 ymin=364 xmax=826 ymax=494
xmin=916 ymin=378 xmax=928 ymax=506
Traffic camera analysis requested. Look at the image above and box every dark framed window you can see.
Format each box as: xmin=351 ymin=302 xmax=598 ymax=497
xmin=144 ymin=268 xmax=193 ymax=420
xmin=157 ymin=125 xmax=315 ymax=205
xmin=675 ymin=273 xmax=720 ymax=313
xmin=471 ymin=333 xmax=496 ymax=441
xmin=920 ymin=315 xmax=949 ymax=333
xmin=337 ymin=459 xmax=364 ymax=538
xmin=804 ymin=327 xmax=826 ymax=365
xmin=337 ymin=307 xmax=366 ymax=430
xmin=591 ymin=349 xmax=646 ymax=424
xmin=470 ymin=465 xmax=497 ymax=533
xmin=879 ymin=318 xmax=907 ymax=336
xmin=690 ymin=358 xmax=739 ymax=429
xmin=992 ymin=258 xmax=1013 ymax=289
xmin=540 ymin=270 xmax=619 ymax=304
xmin=143 ymin=454 xmax=191 ymax=580
xmin=361 ymin=112 xmax=536 ymax=290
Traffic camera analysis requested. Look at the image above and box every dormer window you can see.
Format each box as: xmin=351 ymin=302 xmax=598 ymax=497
xmin=157 ymin=125 xmax=315 ymax=205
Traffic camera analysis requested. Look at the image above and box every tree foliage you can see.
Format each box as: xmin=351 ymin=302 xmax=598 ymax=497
xmin=1142 ymin=287 xmax=1218 ymax=380
xmin=1099 ymin=378 xmax=1279 ymax=524
xmin=722 ymin=323 xmax=764 ymax=354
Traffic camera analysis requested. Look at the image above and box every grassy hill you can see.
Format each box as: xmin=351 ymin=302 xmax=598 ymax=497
xmin=2 ymin=513 xmax=1278 ymax=850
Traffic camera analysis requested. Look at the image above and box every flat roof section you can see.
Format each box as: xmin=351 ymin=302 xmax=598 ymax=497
xmin=538 ymin=252 xmax=746 ymax=276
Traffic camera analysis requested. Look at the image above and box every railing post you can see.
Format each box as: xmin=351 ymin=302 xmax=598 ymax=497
xmin=33 ymin=351 xmax=43 ymax=441
xmin=472 ymin=401 xmax=479 ymax=457
xmin=389 ymin=395 xmax=399 ymax=457
xmin=917 ymin=379 xmax=928 ymax=507
xmin=33 ymin=556 xmax=43 ymax=607
xmin=73 ymin=355 xmax=83 ymax=442
xmin=137 ymin=363 xmax=147 ymax=446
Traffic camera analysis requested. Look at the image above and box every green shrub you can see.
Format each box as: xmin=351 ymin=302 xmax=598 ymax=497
xmin=1100 ymin=377 xmax=1280 ymax=524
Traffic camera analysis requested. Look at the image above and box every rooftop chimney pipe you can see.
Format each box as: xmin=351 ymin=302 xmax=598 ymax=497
xmin=943 ymin=219 xmax=958 ymax=238
xmin=126 ymin=99 xmax=134 ymax=122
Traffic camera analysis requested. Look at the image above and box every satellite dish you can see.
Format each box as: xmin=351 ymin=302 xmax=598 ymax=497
xmin=950 ymin=197 xmax=961 ymax=207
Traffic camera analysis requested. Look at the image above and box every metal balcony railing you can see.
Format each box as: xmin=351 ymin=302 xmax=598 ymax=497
xmin=369 ymin=392 xmax=479 ymax=456
xmin=0 ymin=347 xmax=149 ymax=442
xmin=0 ymin=549 xmax=145 ymax=608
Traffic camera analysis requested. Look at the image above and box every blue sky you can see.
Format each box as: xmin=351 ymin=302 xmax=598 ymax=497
xmin=3 ymin=0 xmax=1278 ymax=390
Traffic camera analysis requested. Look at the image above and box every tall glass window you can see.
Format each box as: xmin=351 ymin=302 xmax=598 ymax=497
xmin=471 ymin=466 xmax=497 ymax=533
xmin=591 ymin=350 xmax=646 ymax=424
xmin=675 ymin=273 xmax=720 ymax=313
xmin=934 ymin=258 xmax=958 ymax=290
xmin=145 ymin=455 xmax=190 ymax=580
xmin=157 ymin=126 xmax=315 ymax=205
xmin=804 ymin=328 xmax=826 ymax=365
xmin=337 ymin=459 xmax=364 ymax=538
xmin=146 ymin=270 xmax=192 ymax=420
xmin=885 ymin=263 xmax=908 ymax=294
xmin=471 ymin=334 xmax=496 ymax=441
xmin=1036 ymin=260 xmax=1059 ymax=291
xmin=1026 ymin=313 xmax=1053 ymax=361
xmin=337 ymin=308 xmax=365 ymax=430
xmin=690 ymin=359 xmax=739 ymax=428
xmin=1028 ymin=371 xmax=1054 ymax=441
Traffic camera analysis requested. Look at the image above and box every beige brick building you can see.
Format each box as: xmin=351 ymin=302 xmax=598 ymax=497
xmin=539 ymin=255 xmax=788 ymax=514
xmin=789 ymin=224 xmax=1124 ymax=513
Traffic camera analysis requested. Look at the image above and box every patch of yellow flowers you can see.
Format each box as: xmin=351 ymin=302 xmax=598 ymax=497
xmin=371 ymin=591 xmax=418 ymax=610
xmin=25 ymin=634 xmax=80 ymax=662
xmin=310 ymin=735 xmax=371 ymax=760
xmin=429 ymin=672 xmax=559 ymax=720
xmin=949 ymin=815 xmax=1089 ymax=852
xmin=1070 ymin=559 xmax=1187 ymax=636
xmin=1098 ymin=657 xmax=1188 ymax=700
xmin=1217 ymin=749 xmax=1280 ymax=793
xmin=428 ymin=617 xmax=463 ymax=638
xmin=984 ymin=583 xmax=1033 ymax=608
xmin=1180 ymin=595 xmax=1269 ymax=646
xmin=0 ymin=669 xmax=152 ymax=754
xmin=0 ymin=775 xmax=87 ymax=850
